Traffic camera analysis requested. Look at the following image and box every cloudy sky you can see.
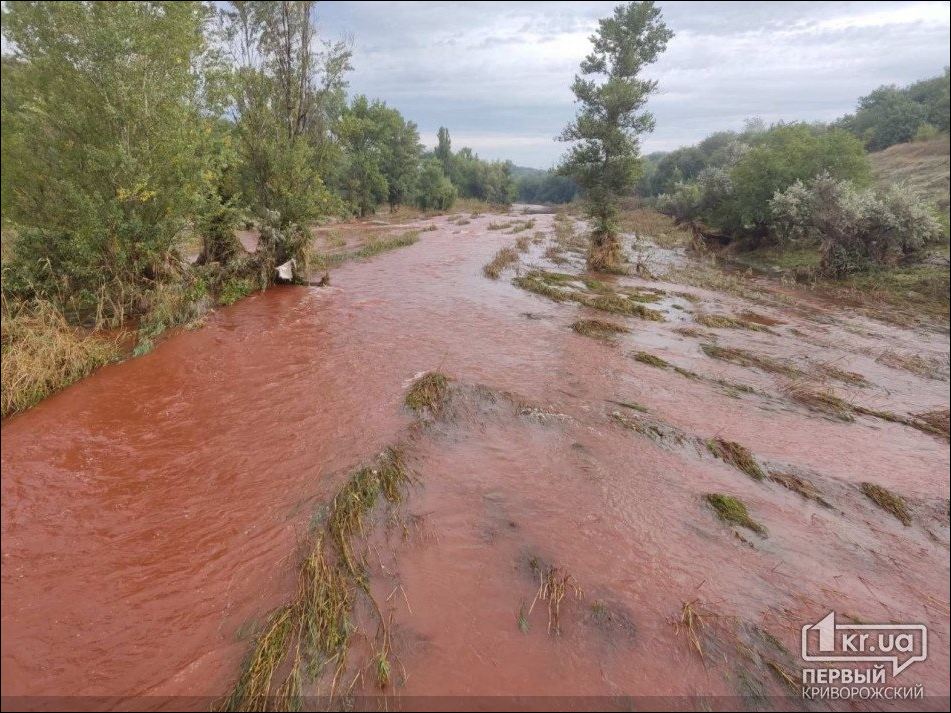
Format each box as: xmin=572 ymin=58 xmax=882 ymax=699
xmin=317 ymin=1 xmax=950 ymax=168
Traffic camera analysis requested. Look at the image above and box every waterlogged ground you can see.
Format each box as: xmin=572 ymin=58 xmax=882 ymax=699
xmin=1 ymin=206 xmax=949 ymax=711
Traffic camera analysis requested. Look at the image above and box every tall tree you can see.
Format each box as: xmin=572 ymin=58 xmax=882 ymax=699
xmin=559 ymin=1 xmax=672 ymax=271
xmin=1 ymin=1 xmax=221 ymax=323
xmin=222 ymin=1 xmax=351 ymax=227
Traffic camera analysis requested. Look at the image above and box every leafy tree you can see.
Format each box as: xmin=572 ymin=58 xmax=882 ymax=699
xmin=414 ymin=159 xmax=457 ymax=211
xmin=435 ymin=127 xmax=452 ymax=173
xmin=222 ymin=1 xmax=351 ymax=228
xmin=1 ymin=1 xmax=222 ymax=323
xmin=728 ymin=124 xmax=870 ymax=240
xmin=559 ymin=1 xmax=673 ymax=270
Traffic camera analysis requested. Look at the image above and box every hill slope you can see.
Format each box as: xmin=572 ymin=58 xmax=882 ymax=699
xmin=869 ymin=137 xmax=950 ymax=214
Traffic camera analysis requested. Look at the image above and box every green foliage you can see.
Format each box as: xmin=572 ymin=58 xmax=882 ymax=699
xmin=433 ymin=131 xmax=516 ymax=205
xmin=414 ymin=159 xmax=457 ymax=211
xmin=728 ymin=124 xmax=870 ymax=238
xmin=770 ymin=174 xmax=943 ymax=276
xmin=1 ymin=0 xmax=222 ymax=324
xmin=839 ymin=70 xmax=950 ymax=151
xmin=336 ymin=95 xmax=423 ymax=216
xmin=223 ymin=1 xmax=350 ymax=228
xmin=559 ymin=1 xmax=673 ymax=268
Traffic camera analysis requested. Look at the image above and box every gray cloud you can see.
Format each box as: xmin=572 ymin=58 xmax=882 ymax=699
xmin=317 ymin=1 xmax=950 ymax=167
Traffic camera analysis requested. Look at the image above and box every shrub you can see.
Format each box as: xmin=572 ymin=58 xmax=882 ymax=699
xmin=414 ymin=159 xmax=457 ymax=211
xmin=770 ymin=174 xmax=943 ymax=276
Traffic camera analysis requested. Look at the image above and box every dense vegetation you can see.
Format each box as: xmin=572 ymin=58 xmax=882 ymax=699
xmin=0 ymin=0 xmax=519 ymax=417
xmin=837 ymin=70 xmax=950 ymax=151
xmin=642 ymin=74 xmax=948 ymax=277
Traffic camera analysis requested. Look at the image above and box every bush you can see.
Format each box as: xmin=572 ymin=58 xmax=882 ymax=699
xmin=770 ymin=174 xmax=943 ymax=276
xmin=1 ymin=2 xmax=222 ymax=325
xmin=414 ymin=159 xmax=457 ymax=211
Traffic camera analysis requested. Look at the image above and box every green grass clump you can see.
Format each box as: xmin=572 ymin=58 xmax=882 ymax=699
xmin=483 ymin=247 xmax=519 ymax=279
xmin=861 ymin=482 xmax=911 ymax=525
xmin=405 ymin=371 xmax=451 ymax=415
xmin=219 ymin=277 xmax=255 ymax=306
xmin=705 ymin=493 xmax=767 ymax=534
xmin=706 ymin=438 xmax=766 ymax=480
xmin=571 ymin=319 xmax=629 ymax=340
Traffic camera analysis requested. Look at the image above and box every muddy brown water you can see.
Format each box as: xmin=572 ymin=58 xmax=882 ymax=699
xmin=2 ymin=209 xmax=949 ymax=710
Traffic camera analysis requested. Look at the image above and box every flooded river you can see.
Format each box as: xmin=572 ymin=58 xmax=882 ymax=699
xmin=2 ymin=209 xmax=949 ymax=710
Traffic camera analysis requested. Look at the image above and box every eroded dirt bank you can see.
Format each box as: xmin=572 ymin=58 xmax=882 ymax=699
xmin=1 ymin=207 xmax=949 ymax=710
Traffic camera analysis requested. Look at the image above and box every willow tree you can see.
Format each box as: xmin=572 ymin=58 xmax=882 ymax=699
xmin=560 ymin=1 xmax=673 ymax=271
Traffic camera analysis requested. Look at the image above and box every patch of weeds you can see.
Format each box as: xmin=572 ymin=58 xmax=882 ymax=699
xmin=514 ymin=235 xmax=531 ymax=252
xmin=513 ymin=270 xmax=665 ymax=320
xmin=696 ymin=312 xmax=771 ymax=332
xmin=321 ymin=231 xmax=420 ymax=268
xmin=700 ymin=343 xmax=801 ymax=377
xmin=1 ymin=300 xmax=123 ymax=418
xmin=876 ymin=349 xmax=944 ymax=380
xmin=674 ymin=600 xmax=711 ymax=659
xmin=544 ymin=245 xmax=567 ymax=264
xmin=405 ymin=372 xmax=451 ymax=416
xmin=631 ymin=350 xmax=669 ymax=368
xmin=487 ymin=221 xmax=513 ymax=231
xmin=528 ymin=564 xmax=583 ymax=636
xmin=571 ymin=319 xmax=630 ymax=341
xmin=782 ymin=381 xmax=854 ymax=421
xmin=913 ymin=408 xmax=950 ymax=439
xmin=219 ymin=276 xmax=255 ymax=306
xmin=767 ymin=470 xmax=830 ymax=507
xmin=861 ymin=482 xmax=911 ymax=526
xmin=706 ymin=438 xmax=766 ymax=480
xmin=673 ymin=325 xmax=710 ymax=339
xmin=483 ymin=246 xmax=519 ymax=279
xmin=585 ymin=599 xmax=637 ymax=640
xmin=738 ymin=310 xmax=784 ymax=326
xmin=705 ymin=493 xmax=767 ymax=535
xmin=509 ymin=219 xmax=535 ymax=234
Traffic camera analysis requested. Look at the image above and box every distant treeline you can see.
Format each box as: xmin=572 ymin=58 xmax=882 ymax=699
xmin=513 ymin=167 xmax=580 ymax=205
xmin=639 ymin=69 xmax=950 ymax=200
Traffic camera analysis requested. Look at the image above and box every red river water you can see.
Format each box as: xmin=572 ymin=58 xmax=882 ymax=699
xmin=2 ymin=209 xmax=949 ymax=710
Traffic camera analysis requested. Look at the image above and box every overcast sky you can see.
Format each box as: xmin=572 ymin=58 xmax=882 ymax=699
xmin=317 ymin=0 xmax=950 ymax=168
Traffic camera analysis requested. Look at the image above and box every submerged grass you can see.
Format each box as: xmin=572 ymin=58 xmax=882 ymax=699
xmin=528 ymin=562 xmax=583 ymax=636
xmin=767 ymin=470 xmax=830 ymax=508
xmin=876 ymin=349 xmax=945 ymax=380
xmin=320 ymin=230 xmax=420 ymax=268
xmin=571 ymin=319 xmax=629 ymax=340
xmin=696 ymin=312 xmax=771 ymax=332
xmin=782 ymin=381 xmax=854 ymax=421
xmin=700 ymin=343 xmax=801 ymax=377
xmin=861 ymin=482 xmax=912 ymax=526
xmin=706 ymin=438 xmax=766 ymax=480
xmin=631 ymin=351 xmax=669 ymax=368
xmin=220 ymin=447 xmax=411 ymax=710
xmin=483 ymin=247 xmax=519 ymax=279
xmin=513 ymin=269 xmax=664 ymax=321
xmin=705 ymin=493 xmax=767 ymax=535
xmin=405 ymin=371 xmax=451 ymax=416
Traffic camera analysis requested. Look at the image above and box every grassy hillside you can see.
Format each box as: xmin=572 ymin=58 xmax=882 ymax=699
xmin=869 ymin=137 xmax=950 ymax=214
